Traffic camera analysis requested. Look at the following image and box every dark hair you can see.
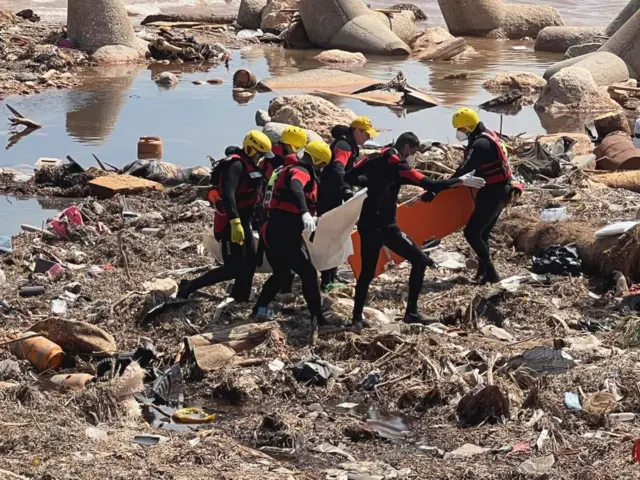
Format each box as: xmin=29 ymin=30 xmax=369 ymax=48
xmin=394 ymin=132 xmax=420 ymax=151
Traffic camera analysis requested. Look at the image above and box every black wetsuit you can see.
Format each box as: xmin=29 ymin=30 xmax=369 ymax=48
xmin=344 ymin=147 xmax=459 ymax=321
xmin=455 ymin=123 xmax=512 ymax=278
xmin=178 ymin=150 xmax=261 ymax=301
xmin=318 ymin=125 xmax=358 ymax=287
xmin=255 ymin=163 xmax=325 ymax=323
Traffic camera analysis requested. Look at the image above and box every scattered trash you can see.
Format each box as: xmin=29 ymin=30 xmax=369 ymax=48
xmin=237 ymin=29 xmax=263 ymax=38
xmin=51 ymin=373 xmax=95 ymax=389
xmin=19 ymin=285 xmax=45 ymax=297
xmin=481 ymin=325 xmax=514 ymax=342
xmin=12 ymin=332 xmax=64 ymax=372
xmin=444 ymin=443 xmax=490 ymax=460
xmin=609 ymin=413 xmax=635 ymax=422
xmin=583 ymin=391 xmax=617 ymax=414
xmin=540 ymin=207 xmax=568 ymax=222
xmin=633 ymin=439 xmax=640 ymax=463
xmin=430 ymin=250 xmax=467 ymax=270
xmin=28 ymin=318 xmax=116 ymax=356
xmin=508 ymin=346 xmax=577 ymax=375
xmin=360 ymin=370 xmax=382 ymax=390
xmin=172 ymin=408 xmax=216 ymax=424
xmin=133 ymin=434 xmax=168 ymax=446
xmin=51 ymin=299 xmax=68 ymax=316
xmin=365 ymin=408 xmax=409 ymax=441
xmin=268 ymin=359 xmax=285 ymax=372
xmin=0 ymin=359 xmax=22 ymax=380
xmin=518 ymin=455 xmax=555 ymax=475
xmin=337 ymin=402 xmax=359 ymax=409
xmin=595 ymin=221 xmax=640 ymax=239
xmin=532 ymin=244 xmax=582 ymax=276
xmin=293 ymin=358 xmax=344 ymax=386
xmin=564 ymin=392 xmax=582 ymax=410
xmin=85 ymin=426 xmax=108 ymax=442
xmin=312 ymin=442 xmax=356 ymax=462
xmin=457 ymin=385 xmax=510 ymax=426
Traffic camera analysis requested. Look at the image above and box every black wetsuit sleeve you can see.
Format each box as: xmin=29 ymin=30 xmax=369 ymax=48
xmin=455 ymin=137 xmax=493 ymax=177
xmin=290 ymin=178 xmax=309 ymax=214
xmin=344 ymin=158 xmax=369 ymax=187
xmin=221 ymin=160 xmax=243 ymax=220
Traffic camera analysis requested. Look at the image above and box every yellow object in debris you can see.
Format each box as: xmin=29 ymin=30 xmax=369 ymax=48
xmin=172 ymin=408 xmax=216 ymax=424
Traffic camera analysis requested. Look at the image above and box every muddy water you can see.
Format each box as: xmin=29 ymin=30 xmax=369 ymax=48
xmin=0 ymin=0 xmax=627 ymax=26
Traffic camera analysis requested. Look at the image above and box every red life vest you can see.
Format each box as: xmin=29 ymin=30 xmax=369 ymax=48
xmin=471 ymin=128 xmax=512 ymax=184
xmin=267 ymin=164 xmax=317 ymax=215
xmin=210 ymin=151 xmax=263 ymax=233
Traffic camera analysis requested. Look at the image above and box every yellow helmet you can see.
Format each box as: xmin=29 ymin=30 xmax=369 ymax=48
xmin=305 ymin=140 xmax=332 ymax=168
xmin=280 ymin=126 xmax=308 ymax=153
xmin=452 ymin=107 xmax=480 ymax=132
xmin=242 ymin=130 xmax=272 ymax=156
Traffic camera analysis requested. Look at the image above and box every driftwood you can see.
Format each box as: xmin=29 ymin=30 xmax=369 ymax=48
xmin=6 ymin=104 xmax=41 ymax=130
xmin=594 ymin=111 xmax=631 ymax=137
xmin=608 ymin=85 xmax=640 ymax=93
xmin=141 ymin=13 xmax=236 ymax=25
xmin=152 ymin=38 xmax=182 ymax=55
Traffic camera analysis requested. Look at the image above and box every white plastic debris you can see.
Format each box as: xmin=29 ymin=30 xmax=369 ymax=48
xmin=268 ymin=359 xmax=285 ymax=372
xmin=594 ymin=221 xmax=640 ymax=239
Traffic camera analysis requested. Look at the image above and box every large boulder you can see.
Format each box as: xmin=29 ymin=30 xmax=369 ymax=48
xmin=262 ymin=122 xmax=323 ymax=144
xmin=600 ymin=9 xmax=640 ymax=79
xmin=483 ymin=72 xmax=547 ymax=93
xmin=67 ymin=0 xmax=140 ymax=52
xmin=268 ymin=94 xmax=356 ymax=141
xmin=261 ymin=0 xmax=296 ymax=32
xmin=605 ymin=0 xmax=640 ymax=36
xmin=299 ymin=0 xmax=411 ymax=55
xmin=438 ymin=0 xmax=504 ymax=36
xmin=535 ymin=26 xmax=603 ymax=53
xmin=544 ymin=51 xmax=630 ymax=86
xmin=497 ymin=4 xmax=563 ymax=39
xmin=238 ymin=0 xmax=267 ymax=30
xmin=535 ymin=67 xmax=623 ymax=113
xmin=565 ymin=42 xmax=605 ymax=58
xmin=411 ymin=27 xmax=453 ymax=49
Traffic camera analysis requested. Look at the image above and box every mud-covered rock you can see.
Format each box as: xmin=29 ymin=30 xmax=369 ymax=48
xmin=268 ymin=94 xmax=356 ymax=141
xmin=483 ymin=72 xmax=547 ymax=93
xmin=238 ymin=0 xmax=267 ymax=29
xmin=535 ymin=67 xmax=622 ymax=113
xmin=411 ymin=27 xmax=469 ymax=61
xmin=314 ymin=50 xmax=367 ymax=65
xmin=154 ymin=71 xmax=178 ymax=87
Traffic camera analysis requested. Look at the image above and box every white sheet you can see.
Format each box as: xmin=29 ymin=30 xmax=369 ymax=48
xmin=204 ymin=231 xmax=273 ymax=273
xmin=304 ymin=189 xmax=368 ymax=271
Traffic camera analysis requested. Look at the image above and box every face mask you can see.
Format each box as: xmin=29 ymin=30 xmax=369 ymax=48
xmin=405 ymin=154 xmax=416 ymax=166
xmin=456 ymin=130 xmax=468 ymax=142
xmin=297 ymin=149 xmax=305 ymax=159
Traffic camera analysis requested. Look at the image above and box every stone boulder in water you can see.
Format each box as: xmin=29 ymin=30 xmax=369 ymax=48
xmin=535 ymin=26 xmax=604 ymax=53
xmin=483 ymin=72 xmax=547 ymax=93
xmin=238 ymin=0 xmax=267 ymax=29
xmin=535 ymin=67 xmax=622 ymax=113
xmin=544 ymin=51 xmax=630 ymax=87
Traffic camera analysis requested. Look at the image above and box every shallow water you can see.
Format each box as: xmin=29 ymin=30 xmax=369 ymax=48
xmin=0 ymin=0 xmax=627 ymax=26
xmin=0 ymin=196 xmax=72 ymax=237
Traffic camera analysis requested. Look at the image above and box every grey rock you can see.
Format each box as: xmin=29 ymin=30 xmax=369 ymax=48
xmin=600 ymin=8 xmax=640 ymax=78
xmin=438 ymin=0 xmax=504 ymax=36
xmin=564 ymin=42 xmax=605 ymax=58
xmin=15 ymin=72 xmax=38 ymax=82
xmin=68 ymin=0 xmax=138 ymax=51
xmin=238 ymin=0 xmax=267 ymax=30
xmin=535 ymin=26 xmax=603 ymax=53
xmin=255 ymin=109 xmax=271 ymax=127
xmin=544 ymin=51 xmax=630 ymax=86
xmin=605 ymin=0 xmax=640 ymax=36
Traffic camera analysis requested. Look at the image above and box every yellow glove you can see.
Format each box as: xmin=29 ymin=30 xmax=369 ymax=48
xmin=230 ymin=218 xmax=245 ymax=245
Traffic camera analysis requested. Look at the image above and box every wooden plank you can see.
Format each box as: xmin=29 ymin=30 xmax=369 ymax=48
xmin=313 ymin=89 xmax=401 ymax=108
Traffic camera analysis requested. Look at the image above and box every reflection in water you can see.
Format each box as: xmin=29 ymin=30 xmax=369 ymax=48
xmin=65 ymin=64 xmax=146 ymax=145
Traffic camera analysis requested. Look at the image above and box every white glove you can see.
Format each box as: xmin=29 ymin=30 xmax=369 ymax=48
xmin=302 ymin=212 xmax=316 ymax=233
xmin=460 ymin=170 xmax=486 ymax=189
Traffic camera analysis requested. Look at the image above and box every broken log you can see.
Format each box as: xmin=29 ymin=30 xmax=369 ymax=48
xmin=608 ymin=85 xmax=640 ymax=94
xmin=6 ymin=104 xmax=41 ymax=130
xmin=141 ymin=13 xmax=236 ymax=25
xmin=152 ymin=38 xmax=182 ymax=55
xmin=594 ymin=111 xmax=632 ymax=137
xmin=480 ymin=89 xmax=523 ymax=111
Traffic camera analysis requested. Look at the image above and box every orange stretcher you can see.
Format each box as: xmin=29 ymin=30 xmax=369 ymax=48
xmin=348 ymin=187 xmax=476 ymax=279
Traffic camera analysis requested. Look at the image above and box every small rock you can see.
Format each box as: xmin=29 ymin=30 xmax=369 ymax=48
xmin=143 ymin=278 xmax=178 ymax=296
xmin=206 ymin=78 xmax=224 ymax=85
xmin=15 ymin=72 xmax=38 ymax=82
xmin=154 ymin=72 xmax=178 ymax=87
xmin=482 ymin=72 xmax=547 ymax=93
xmin=255 ymin=109 xmax=271 ymax=127
xmin=308 ymin=403 xmax=323 ymax=412
xmin=193 ymin=80 xmax=205 ymax=85
xmin=92 ymin=45 xmax=141 ymax=65
xmin=481 ymin=325 xmax=515 ymax=342
xmin=132 ymin=211 xmax=164 ymax=229
xmin=0 ymin=359 xmax=22 ymax=381
xmin=85 ymin=426 xmax=108 ymax=442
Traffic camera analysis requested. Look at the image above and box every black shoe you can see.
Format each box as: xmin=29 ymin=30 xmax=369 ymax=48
xmin=474 ymin=261 xmax=486 ymax=281
xmin=403 ymin=312 xmax=437 ymax=325
xmin=177 ymin=280 xmax=193 ymax=299
xmin=480 ymin=262 xmax=501 ymax=285
xmin=351 ymin=313 xmax=369 ymax=331
xmin=333 ymin=272 xmax=351 ymax=284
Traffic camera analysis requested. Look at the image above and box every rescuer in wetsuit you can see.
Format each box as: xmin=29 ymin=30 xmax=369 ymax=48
xmin=318 ymin=116 xmax=377 ymax=290
xmin=254 ymin=126 xmax=309 ymax=297
xmin=452 ymin=108 xmax=515 ymax=284
xmin=344 ymin=132 xmax=486 ymax=327
xmin=253 ymin=140 xmax=333 ymax=328
xmin=177 ymin=130 xmax=272 ymax=300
